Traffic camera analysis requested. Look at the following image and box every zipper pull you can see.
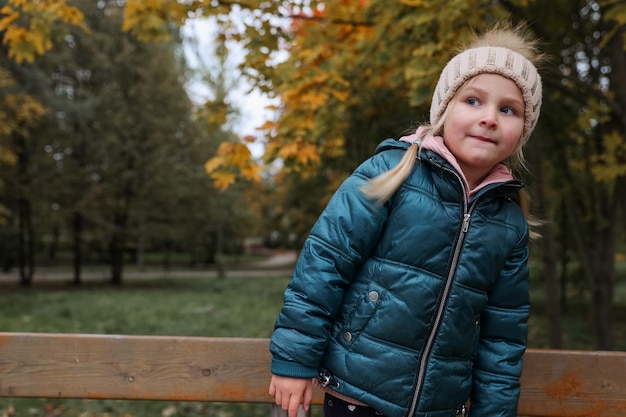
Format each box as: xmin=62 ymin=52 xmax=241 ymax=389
xmin=456 ymin=404 xmax=467 ymax=416
xmin=462 ymin=214 xmax=470 ymax=233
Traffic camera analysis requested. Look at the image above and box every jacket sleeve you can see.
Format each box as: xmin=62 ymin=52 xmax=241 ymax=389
xmin=469 ymin=228 xmax=530 ymax=417
xmin=269 ymin=148 xmax=399 ymax=378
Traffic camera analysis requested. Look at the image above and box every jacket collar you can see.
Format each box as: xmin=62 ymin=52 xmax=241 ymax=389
xmin=399 ymin=128 xmax=516 ymax=199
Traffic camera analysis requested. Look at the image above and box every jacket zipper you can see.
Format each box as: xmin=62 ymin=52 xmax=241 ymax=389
xmin=406 ymin=162 xmax=477 ymax=417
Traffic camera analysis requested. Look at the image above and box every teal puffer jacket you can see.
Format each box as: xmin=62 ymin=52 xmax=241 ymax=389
xmin=270 ymin=139 xmax=530 ymax=417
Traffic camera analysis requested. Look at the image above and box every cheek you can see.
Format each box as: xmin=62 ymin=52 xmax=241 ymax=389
xmin=503 ymin=120 xmax=524 ymax=144
xmin=443 ymin=112 xmax=468 ymax=136
xmin=502 ymin=131 xmax=523 ymax=155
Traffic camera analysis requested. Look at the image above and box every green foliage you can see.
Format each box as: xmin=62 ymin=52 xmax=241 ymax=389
xmin=0 ymin=0 xmax=260 ymax=281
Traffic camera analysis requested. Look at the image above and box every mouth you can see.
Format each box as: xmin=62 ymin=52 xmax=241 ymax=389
xmin=471 ymin=135 xmax=496 ymax=144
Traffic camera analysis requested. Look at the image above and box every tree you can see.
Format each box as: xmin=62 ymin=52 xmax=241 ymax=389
xmin=513 ymin=0 xmax=626 ymax=350
xmin=1 ymin=0 xmax=262 ymax=286
xmin=0 ymin=0 xmax=85 ymax=282
xmin=56 ymin=2 xmax=198 ymax=285
xmin=0 ymin=41 xmax=48 ymax=285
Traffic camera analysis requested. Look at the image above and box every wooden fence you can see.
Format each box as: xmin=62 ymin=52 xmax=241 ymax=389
xmin=0 ymin=332 xmax=625 ymax=416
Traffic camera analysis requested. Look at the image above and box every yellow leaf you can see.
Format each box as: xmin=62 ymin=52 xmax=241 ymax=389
xmin=1 ymin=145 xmax=17 ymax=165
xmin=258 ymin=120 xmax=278 ymax=130
xmin=1 ymin=0 xmax=87 ymax=62
xmin=295 ymin=143 xmax=320 ymax=165
xmin=205 ymin=141 xmax=263 ymax=190
xmin=210 ymin=170 xmax=236 ymax=191
xmin=277 ymin=142 xmax=299 ymax=159
xmin=329 ymin=89 xmax=350 ymax=102
xmin=122 ymin=0 xmax=178 ymax=42
xmin=229 ymin=143 xmax=252 ymax=166
xmin=241 ymin=164 xmax=262 ymax=182
xmin=0 ymin=10 xmax=19 ymax=30
xmin=589 ymin=130 xmax=626 ymax=182
xmin=204 ymin=156 xmax=224 ymax=174
xmin=216 ymin=141 xmax=235 ymax=157
xmin=300 ymin=92 xmax=328 ymax=110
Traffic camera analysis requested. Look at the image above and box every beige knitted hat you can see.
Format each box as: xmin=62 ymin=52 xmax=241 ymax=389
xmin=430 ymin=46 xmax=542 ymax=144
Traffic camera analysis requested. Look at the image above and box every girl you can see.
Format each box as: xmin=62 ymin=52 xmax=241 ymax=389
xmin=269 ymin=24 xmax=543 ymax=417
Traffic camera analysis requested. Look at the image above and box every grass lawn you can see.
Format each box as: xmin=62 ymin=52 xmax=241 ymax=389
xmin=1 ymin=263 xmax=625 ymax=417
xmin=0 ymin=273 xmax=295 ymax=417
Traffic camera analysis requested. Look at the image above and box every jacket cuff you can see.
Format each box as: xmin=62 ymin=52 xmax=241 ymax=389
xmin=271 ymin=357 xmax=318 ymax=379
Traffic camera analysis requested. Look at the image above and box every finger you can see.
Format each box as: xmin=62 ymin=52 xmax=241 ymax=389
xmin=288 ymin=394 xmax=302 ymax=417
xmin=273 ymin=388 xmax=282 ymax=406
xmin=303 ymin=386 xmax=313 ymax=411
xmin=281 ymin=393 xmax=291 ymax=412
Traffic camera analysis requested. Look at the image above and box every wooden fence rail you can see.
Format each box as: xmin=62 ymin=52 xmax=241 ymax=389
xmin=0 ymin=332 xmax=625 ymax=416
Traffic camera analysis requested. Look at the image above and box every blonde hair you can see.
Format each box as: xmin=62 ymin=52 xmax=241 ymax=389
xmin=361 ymin=23 xmax=543 ymax=237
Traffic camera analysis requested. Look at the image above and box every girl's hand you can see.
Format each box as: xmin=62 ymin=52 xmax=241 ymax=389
xmin=269 ymin=374 xmax=313 ymax=417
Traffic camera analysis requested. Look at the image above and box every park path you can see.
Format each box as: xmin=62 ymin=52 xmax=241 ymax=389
xmin=0 ymin=251 xmax=297 ymax=283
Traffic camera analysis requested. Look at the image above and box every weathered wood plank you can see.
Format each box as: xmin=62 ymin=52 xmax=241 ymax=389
xmin=1 ymin=333 xmax=625 ymax=416
xmin=519 ymin=349 xmax=626 ymax=417
xmin=0 ymin=333 xmax=294 ymax=402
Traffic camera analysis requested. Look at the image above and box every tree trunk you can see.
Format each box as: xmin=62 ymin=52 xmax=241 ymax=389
xmin=109 ymin=212 xmax=127 ymax=285
xmin=528 ymin=134 xmax=563 ymax=348
xmin=46 ymin=226 xmax=60 ymax=263
xmin=565 ymin=193 xmax=615 ymax=350
xmin=539 ymin=203 xmax=563 ymax=348
xmin=136 ymin=233 xmax=145 ymax=271
xmin=558 ymin=207 xmax=569 ymax=313
xmin=589 ymin=193 xmax=617 ymax=350
xmin=15 ymin=133 xmax=34 ymax=287
xmin=109 ymin=154 xmax=135 ymax=285
xmin=17 ymin=197 xmax=34 ymax=287
xmin=110 ymin=235 xmax=124 ymax=285
xmin=72 ymin=212 xmax=83 ymax=285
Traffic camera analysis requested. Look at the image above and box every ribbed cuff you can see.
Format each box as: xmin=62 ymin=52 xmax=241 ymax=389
xmin=271 ymin=357 xmax=318 ymax=378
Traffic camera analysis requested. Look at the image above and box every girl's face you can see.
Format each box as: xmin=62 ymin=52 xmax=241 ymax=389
xmin=442 ymin=73 xmax=525 ymax=187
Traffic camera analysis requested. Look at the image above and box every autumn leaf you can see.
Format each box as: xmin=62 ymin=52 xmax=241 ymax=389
xmin=277 ymin=142 xmax=300 ymax=159
xmin=205 ymin=142 xmax=262 ymax=191
xmin=590 ymin=131 xmax=626 ymax=182
xmin=122 ymin=0 xmax=188 ymax=42
xmin=204 ymin=156 xmax=224 ymax=174
xmin=295 ymin=142 xmax=321 ymax=165
xmin=299 ymin=92 xmax=328 ymax=111
xmin=0 ymin=0 xmax=87 ymax=63
xmin=210 ymin=170 xmax=237 ymax=191
xmin=243 ymin=135 xmax=256 ymax=143
xmin=241 ymin=164 xmax=263 ymax=182
xmin=0 ymin=145 xmax=17 ymax=165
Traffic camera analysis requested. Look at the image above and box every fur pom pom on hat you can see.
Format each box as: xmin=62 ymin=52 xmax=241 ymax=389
xmin=430 ymin=45 xmax=542 ymax=144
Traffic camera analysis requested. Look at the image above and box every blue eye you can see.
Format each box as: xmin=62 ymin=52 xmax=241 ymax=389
xmin=467 ymin=98 xmax=479 ymax=106
xmin=501 ymin=106 xmax=515 ymax=115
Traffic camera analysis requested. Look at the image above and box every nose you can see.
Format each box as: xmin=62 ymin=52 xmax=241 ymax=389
xmin=479 ymin=107 xmax=498 ymax=128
